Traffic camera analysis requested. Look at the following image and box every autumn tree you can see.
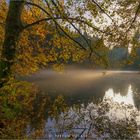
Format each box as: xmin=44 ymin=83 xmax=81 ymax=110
xmin=0 ymin=0 xmax=140 ymax=137
xmin=0 ymin=0 xmax=140 ymax=85
xmin=0 ymin=0 xmax=25 ymax=85
xmin=0 ymin=0 xmax=103 ymax=85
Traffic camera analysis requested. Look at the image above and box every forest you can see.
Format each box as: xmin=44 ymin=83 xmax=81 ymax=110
xmin=0 ymin=0 xmax=140 ymax=139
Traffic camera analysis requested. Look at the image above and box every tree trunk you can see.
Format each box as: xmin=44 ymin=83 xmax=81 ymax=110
xmin=0 ymin=0 xmax=25 ymax=85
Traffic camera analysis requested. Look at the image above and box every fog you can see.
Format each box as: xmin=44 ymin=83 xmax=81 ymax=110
xmin=21 ymin=69 xmax=140 ymax=105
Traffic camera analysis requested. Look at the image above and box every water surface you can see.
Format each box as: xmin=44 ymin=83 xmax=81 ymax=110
xmin=22 ymin=70 xmax=140 ymax=139
xmin=24 ymin=70 xmax=140 ymax=107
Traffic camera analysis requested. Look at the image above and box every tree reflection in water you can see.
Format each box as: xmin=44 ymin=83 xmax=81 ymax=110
xmin=44 ymin=98 xmax=139 ymax=139
xmin=1 ymin=80 xmax=140 ymax=139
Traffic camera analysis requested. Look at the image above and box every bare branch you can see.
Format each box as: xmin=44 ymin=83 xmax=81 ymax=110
xmin=85 ymin=123 xmax=92 ymax=139
xmin=76 ymin=128 xmax=87 ymax=140
xmin=91 ymin=0 xmax=115 ymax=23
xmin=22 ymin=16 xmax=107 ymax=33
xmin=23 ymin=17 xmax=58 ymax=30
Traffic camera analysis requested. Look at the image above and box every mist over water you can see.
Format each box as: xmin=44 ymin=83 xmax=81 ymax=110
xmin=22 ymin=68 xmax=140 ymax=107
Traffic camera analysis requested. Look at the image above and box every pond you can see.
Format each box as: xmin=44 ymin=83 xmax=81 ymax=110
xmin=22 ymin=69 xmax=140 ymax=139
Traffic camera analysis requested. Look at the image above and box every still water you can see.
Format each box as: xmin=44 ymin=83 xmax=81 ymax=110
xmin=25 ymin=70 xmax=140 ymax=107
xmin=23 ymin=70 xmax=140 ymax=139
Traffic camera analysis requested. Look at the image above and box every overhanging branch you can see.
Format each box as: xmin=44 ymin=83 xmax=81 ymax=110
xmin=50 ymin=0 xmax=108 ymax=65
xmin=25 ymin=1 xmax=87 ymax=50
xmin=126 ymin=1 xmax=140 ymax=32
xmin=23 ymin=17 xmax=59 ymax=30
xmin=24 ymin=1 xmax=109 ymax=34
xmin=24 ymin=1 xmax=109 ymax=64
